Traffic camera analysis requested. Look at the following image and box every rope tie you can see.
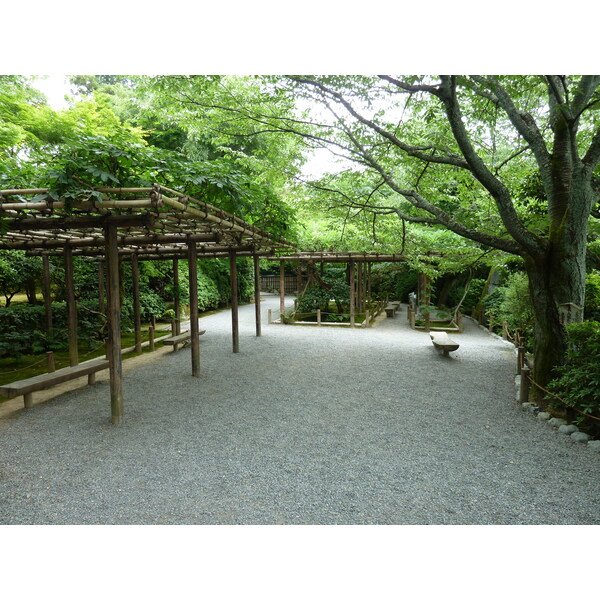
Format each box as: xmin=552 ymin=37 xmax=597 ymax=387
xmin=526 ymin=373 xmax=600 ymax=422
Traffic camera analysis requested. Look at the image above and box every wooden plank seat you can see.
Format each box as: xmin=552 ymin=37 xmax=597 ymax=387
xmin=385 ymin=304 xmax=398 ymax=317
xmin=430 ymin=332 xmax=460 ymax=357
xmin=0 ymin=357 xmax=110 ymax=408
xmin=162 ymin=329 xmax=206 ymax=348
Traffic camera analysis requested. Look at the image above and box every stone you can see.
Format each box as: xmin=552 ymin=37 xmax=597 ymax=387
xmin=537 ymin=412 xmax=551 ymax=421
xmin=587 ymin=440 xmax=600 ymax=453
xmin=521 ymin=402 xmax=535 ymax=411
xmin=528 ymin=405 xmax=540 ymax=414
xmin=558 ymin=424 xmax=578 ymax=434
xmin=571 ymin=432 xmax=590 ymax=444
xmin=548 ymin=418 xmax=568 ymax=427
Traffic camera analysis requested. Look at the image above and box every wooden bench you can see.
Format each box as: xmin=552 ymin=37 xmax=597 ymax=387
xmin=385 ymin=304 xmax=398 ymax=318
xmin=162 ymin=329 xmax=206 ymax=350
xmin=0 ymin=357 xmax=110 ymax=408
xmin=430 ymin=332 xmax=460 ymax=357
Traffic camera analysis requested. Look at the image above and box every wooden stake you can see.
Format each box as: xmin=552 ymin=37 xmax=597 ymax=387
xmin=63 ymin=246 xmax=78 ymax=367
xmin=41 ymin=255 xmax=53 ymax=337
xmin=46 ymin=351 xmax=55 ymax=373
xmin=520 ymin=366 xmax=531 ymax=403
xmin=188 ymin=241 xmax=200 ymax=376
xmin=317 ymin=308 xmax=321 ymax=326
xmin=349 ymin=261 xmax=355 ymax=327
xmin=230 ymin=251 xmax=240 ymax=353
xmin=279 ymin=261 xmax=285 ymax=316
xmin=105 ymin=224 xmax=123 ymax=424
xmin=131 ymin=253 xmax=142 ymax=353
xmin=254 ymin=254 xmax=261 ymax=337
xmin=149 ymin=326 xmax=155 ymax=352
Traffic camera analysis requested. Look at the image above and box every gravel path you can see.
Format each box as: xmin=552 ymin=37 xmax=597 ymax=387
xmin=1 ymin=295 xmax=598 ymax=524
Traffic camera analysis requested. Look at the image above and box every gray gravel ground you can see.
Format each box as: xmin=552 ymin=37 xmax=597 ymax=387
xmin=1 ymin=294 xmax=598 ymax=524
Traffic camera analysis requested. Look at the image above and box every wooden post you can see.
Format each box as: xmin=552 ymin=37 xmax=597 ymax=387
xmin=173 ymin=259 xmax=181 ymax=336
xmin=317 ymin=308 xmax=321 ymax=326
xmin=46 ymin=351 xmax=55 ymax=373
xmin=365 ymin=309 xmax=370 ymax=327
xmin=279 ymin=261 xmax=285 ymax=317
xmin=230 ymin=251 xmax=239 ymax=353
xmin=131 ymin=253 xmax=142 ymax=353
xmin=149 ymin=326 xmax=155 ymax=352
xmin=349 ymin=261 xmax=355 ymax=327
xmin=296 ymin=262 xmax=302 ymax=296
xmin=517 ymin=346 xmax=525 ymax=375
xmin=41 ymin=255 xmax=53 ymax=337
xmin=188 ymin=241 xmax=200 ymax=376
xmin=171 ymin=319 xmax=178 ymax=352
xmin=105 ymin=224 xmax=123 ymax=424
xmin=268 ymin=308 xmax=272 ymax=324
xmin=520 ymin=366 xmax=531 ymax=403
xmin=24 ymin=393 xmax=33 ymax=409
xmin=63 ymin=245 xmax=79 ymax=367
xmin=254 ymin=254 xmax=261 ymax=337
xmin=98 ymin=261 xmax=105 ymax=315
xmin=357 ymin=261 xmax=362 ymax=315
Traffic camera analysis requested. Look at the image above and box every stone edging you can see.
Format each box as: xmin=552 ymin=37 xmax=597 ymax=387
xmin=464 ymin=316 xmax=600 ymax=452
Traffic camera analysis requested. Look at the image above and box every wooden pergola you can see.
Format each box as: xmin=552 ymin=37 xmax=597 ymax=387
xmin=274 ymin=252 xmax=408 ymax=326
xmin=0 ymin=184 xmax=291 ymax=424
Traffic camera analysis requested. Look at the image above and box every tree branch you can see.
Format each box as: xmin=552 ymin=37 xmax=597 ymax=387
xmin=289 ymin=76 xmax=471 ymax=169
xmin=470 ymin=75 xmax=554 ymax=199
xmin=438 ymin=76 xmax=539 ymax=255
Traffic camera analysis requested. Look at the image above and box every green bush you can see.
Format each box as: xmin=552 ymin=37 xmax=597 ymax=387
xmin=370 ymin=264 xmax=418 ymax=301
xmin=297 ymin=270 xmax=350 ymax=313
xmin=446 ymin=278 xmax=486 ymax=314
xmin=482 ymin=271 xmax=534 ymax=341
xmin=585 ymin=270 xmax=600 ymax=321
xmin=547 ymin=321 xmax=600 ymax=436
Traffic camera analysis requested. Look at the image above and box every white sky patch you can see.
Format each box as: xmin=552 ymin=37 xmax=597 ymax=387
xmin=30 ymin=75 xmax=70 ymax=110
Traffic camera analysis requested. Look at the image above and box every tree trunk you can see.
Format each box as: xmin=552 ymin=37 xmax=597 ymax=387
xmin=525 ymin=191 xmax=589 ymax=391
xmin=25 ymin=278 xmax=38 ymax=305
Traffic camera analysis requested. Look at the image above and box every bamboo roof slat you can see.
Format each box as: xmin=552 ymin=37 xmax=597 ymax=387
xmin=0 ymin=183 xmax=293 ymax=259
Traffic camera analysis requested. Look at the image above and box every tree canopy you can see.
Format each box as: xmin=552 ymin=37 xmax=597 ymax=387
xmin=2 ymin=74 xmax=600 ymax=387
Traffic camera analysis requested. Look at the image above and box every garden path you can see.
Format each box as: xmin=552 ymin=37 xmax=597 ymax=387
xmin=0 ymin=294 xmax=599 ymax=524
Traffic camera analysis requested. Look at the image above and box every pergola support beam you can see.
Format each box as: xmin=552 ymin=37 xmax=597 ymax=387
xmin=230 ymin=251 xmax=240 ymax=353
xmin=188 ymin=242 xmax=200 ymax=376
xmin=105 ymin=224 xmax=124 ymax=424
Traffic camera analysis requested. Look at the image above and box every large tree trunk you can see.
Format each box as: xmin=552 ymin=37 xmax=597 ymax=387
xmin=525 ymin=172 xmax=591 ymax=392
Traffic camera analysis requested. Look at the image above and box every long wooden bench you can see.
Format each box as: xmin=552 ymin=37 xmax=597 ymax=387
xmin=385 ymin=303 xmax=399 ymax=318
xmin=162 ymin=329 xmax=206 ymax=350
xmin=0 ymin=357 xmax=110 ymax=408
xmin=430 ymin=332 xmax=460 ymax=357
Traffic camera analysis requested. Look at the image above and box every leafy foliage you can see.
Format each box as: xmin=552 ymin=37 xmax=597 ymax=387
xmin=482 ymin=271 xmax=534 ymax=340
xmin=547 ymin=321 xmax=600 ymax=435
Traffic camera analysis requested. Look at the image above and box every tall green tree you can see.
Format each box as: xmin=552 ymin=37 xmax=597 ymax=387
xmin=175 ymin=75 xmax=600 ymax=387
xmin=291 ymin=76 xmax=600 ymax=387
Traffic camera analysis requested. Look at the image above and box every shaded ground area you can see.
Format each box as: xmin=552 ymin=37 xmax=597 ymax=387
xmin=1 ymin=295 xmax=598 ymax=524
